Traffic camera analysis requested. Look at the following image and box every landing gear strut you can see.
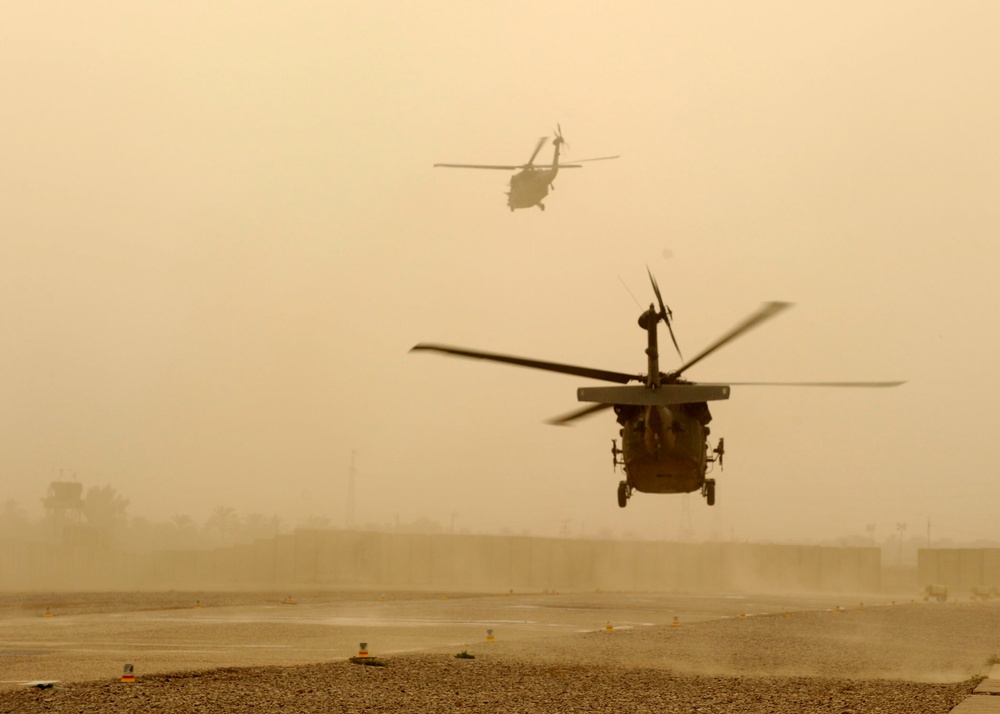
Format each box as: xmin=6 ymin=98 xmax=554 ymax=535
xmin=617 ymin=480 xmax=631 ymax=508
xmin=702 ymin=478 xmax=716 ymax=506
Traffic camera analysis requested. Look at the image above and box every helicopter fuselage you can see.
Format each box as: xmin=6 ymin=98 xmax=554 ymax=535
xmin=507 ymin=168 xmax=557 ymax=210
xmin=616 ymin=402 xmax=712 ymax=495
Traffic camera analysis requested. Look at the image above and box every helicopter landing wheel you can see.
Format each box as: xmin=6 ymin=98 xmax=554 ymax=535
xmin=617 ymin=480 xmax=630 ymax=508
xmin=703 ymin=479 xmax=716 ymax=507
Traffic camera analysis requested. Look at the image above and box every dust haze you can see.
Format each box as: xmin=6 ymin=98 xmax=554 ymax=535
xmin=3 ymin=2 xmax=999 ymax=556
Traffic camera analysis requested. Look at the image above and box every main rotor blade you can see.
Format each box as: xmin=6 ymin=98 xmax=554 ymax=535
xmin=546 ymin=402 xmax=614 ymax=426
xmin=411 ymin=343 xmax=636 ymax=384
xmin=702 ymin=380 xmax=906 ymax=388
xmin=526 ymin=136 xmax=548 ymax=165
xmin=647 ymin=267 xmax=682 ymax=361
xmin=522 ymin=164 xmax=582 ymax=169
xmin=434 ymin=163 xmax=522 ymax=170
xmin=432 ymin=162 xmax=583 ymax=170
xmin=671 ymin=302 xmax=792 ymax=379
xmin=564 ymin=155 xmax=619 ymax=163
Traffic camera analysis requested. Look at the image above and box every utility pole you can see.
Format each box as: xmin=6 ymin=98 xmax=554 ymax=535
xmin=896 ymin=522 xmax=907 ymax=565
xmin=866 ymin=523 xmax=875 ymax=546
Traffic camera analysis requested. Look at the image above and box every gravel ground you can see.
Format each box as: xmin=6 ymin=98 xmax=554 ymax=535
xmin=0 ymin=593 xmax=994 ymax=713
xmin=0 ymin=655 xmax=978 ymax=713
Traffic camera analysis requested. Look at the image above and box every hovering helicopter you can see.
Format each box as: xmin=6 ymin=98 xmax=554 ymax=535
xmin=434 ymin=126 xmax=618 ymax=211
xmin=411 ymin=270 xmax=903 ymax=508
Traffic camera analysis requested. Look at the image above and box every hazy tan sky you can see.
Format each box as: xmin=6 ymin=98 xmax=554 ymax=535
xmin=3 ymin=1 xmax=998 ymax=543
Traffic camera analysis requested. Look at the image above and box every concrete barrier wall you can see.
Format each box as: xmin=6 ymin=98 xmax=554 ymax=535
xmin=939 ymin=550 xmax=963 ymax=592
xmin=959 ymin=549 xmax=983 ymax=593
xmin=918 ymin=548 xmax=938 ymax=587
xmin=274 ymin=535 xmax=296 ymax=585
xmin=293 ymin=530 xmax=319 ymax=585
xmin=984 ymin=551 xmax=1000 ymax=588
xmin=720 ymin=542 xmax=756 ymax=591
xmin=860 ymin=548 xmax=881 ymax=592
xmin=917 ymin=548 xmax=1000 ymax=596
xmin=1 ymin=533 xmax=899 ymax=594
xmin=798 ymin=546 xmax=823 ymax=591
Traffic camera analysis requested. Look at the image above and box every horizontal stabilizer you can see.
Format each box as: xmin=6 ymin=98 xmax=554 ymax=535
xmin=577 ymin=384 xmax=730 ymax=406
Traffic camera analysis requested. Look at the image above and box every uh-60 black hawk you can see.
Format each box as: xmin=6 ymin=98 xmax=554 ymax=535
xmin=412 ymin=270 xmax=903 ymax=508
xmin=434 ymin=125 xmax=618 ymax=211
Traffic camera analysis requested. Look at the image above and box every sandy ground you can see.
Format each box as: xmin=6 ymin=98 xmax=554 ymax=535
xmin=0 ymin=590 xmax=994 ymax=712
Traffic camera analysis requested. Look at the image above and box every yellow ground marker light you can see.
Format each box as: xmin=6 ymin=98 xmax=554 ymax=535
xmin=672 ymin=616 xmax=680 ymax=627
xmin=284 ymin=596 xmax=296 ymax=605
xmin=486 ymin=629 xmax=495 ymax=642
xmin=605 ymin=621 xmax=613 ymax=632
xmin=43 ymin=608 xmax=53 ymax=617
xmin=121 ymin=664 xmax=135 ymax=683
xmin=194 ymin=599 xmax=202 ymax=609
xmin=357 ymin=642 xmax=369 ymax=658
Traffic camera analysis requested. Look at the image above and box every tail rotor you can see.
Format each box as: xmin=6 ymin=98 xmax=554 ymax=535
xmin=647 ymin=267 xmax=683 ymax=361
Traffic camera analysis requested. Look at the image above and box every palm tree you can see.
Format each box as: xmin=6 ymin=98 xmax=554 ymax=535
xmin=170 ymin=513 xmax=196 ymax=531
xmin=83 ymin=485 xmax=129 ymax=528
xmin=205 ymin=506 xmax=240 ymax=545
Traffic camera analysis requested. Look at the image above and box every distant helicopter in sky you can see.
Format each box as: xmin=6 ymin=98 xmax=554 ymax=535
xmin=434 ymin=125 xmax=618 ymax=211
xmin=412 ymin=270 xmax=904 ymax=509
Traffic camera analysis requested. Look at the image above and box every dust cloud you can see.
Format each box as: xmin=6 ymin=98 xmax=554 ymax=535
xmin=2 ymin=3 xmax=999 ymax=574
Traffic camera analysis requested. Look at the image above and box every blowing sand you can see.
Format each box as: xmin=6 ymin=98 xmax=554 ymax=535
xmin=0 ymin=591 xmax=994 ymax=713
